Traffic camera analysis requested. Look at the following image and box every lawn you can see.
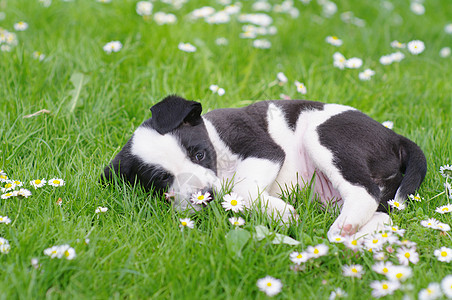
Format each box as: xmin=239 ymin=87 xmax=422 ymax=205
xmin=0 ymin=0 xmax=451 ymax=299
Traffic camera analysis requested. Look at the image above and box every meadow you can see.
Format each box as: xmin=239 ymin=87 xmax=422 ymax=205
xmin=0 ymin=0 xmax=451 ymax=298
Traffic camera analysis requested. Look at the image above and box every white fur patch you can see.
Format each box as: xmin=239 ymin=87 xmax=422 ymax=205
xmin=131 ymin=126 xmax=219 ymax=211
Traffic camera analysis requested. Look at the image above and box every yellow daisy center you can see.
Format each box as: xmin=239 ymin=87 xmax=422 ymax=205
xmin=230 ymin=200 xmax=237 ymax=206
xmin=297 ymin=254 xmax=303 ymax=259
xmin=266 ymin=282 xmax=272 ymax=287
xmin=35 ymin=179 xmax=41 ymax=184
xmin=404 ymin=252 xmax=411 ymax=258
xmin=382 ymin=284 xmax=388 ymax=290
xmin=314 ymin=249 xmax=319 ymax=254
xmin=53 ymin=180 xmax=60 ymax=184
xmin=396 ymin=273 xmax=403 ymax=279
xmin=415 ymin=196 xmax=420 ymax=200
xmin=441 ymin=251 xmax=448 ymax=257
xmin=442 ymin=207 xmax=449 ymax=211
xmin=234 ymin=222 xmax=239 ymax=225
xmin=427 ymin=289 xmax=432 ymax=294
xmin=372 ymin=239 xmax=379 ymax=244
xmin=351 ymin=240 xmax=358 ymax=246
xmin=351 ymin=268 xmax=358 ymax=273
xmin=64 ymin=251 xmax=70 ymax=257
xmin=382 ymin=233 xmax=388 ymax=237
xmin=5 ymin=183 xmax=12 ymax=188
xmin=335 ymin=237 xmax=341 ymax=241
xmin=197 ymin=195 xmax=205 ymax=200
xmin=383 ymin=267 xmax=388 ymax=273
xmin=394 ymin=202 xmax=400 ymax=207
xmin=181 ymin=221 xmax=187 ymax=226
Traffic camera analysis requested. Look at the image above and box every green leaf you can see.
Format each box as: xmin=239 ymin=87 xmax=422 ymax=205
xmin=225 ymin=228 xmax=251 ymax=259
xmin=68 ymin=72 xmax=90 ymax=113
xmin=273 ymin=233 xmax=301 ymax=245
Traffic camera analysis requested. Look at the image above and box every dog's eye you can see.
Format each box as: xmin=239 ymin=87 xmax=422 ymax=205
xmin=194 ymin=151 xmax=205 ymax=161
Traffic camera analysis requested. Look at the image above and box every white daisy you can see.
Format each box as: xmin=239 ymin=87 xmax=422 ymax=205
xmin=408 ymin=193 xmax=423 ymax=202
xmin=16 ymin=188 xmax=31 ymax=198
xmin=329 ymin=287 xmax=348 ymax=299
xmin=379 ymin=55 xmax=393 ymax=65
xmin=434 ymin=246 xmax=452 ymax=262
xmin=228 ymin=217 xmax=245 ymax=226
xmin=386 ymin=265 xmax=412 ymax=282
xmin=396 ymin=247 xmax=419 ymax=265
xmin=209 ymin=85 xmax=225 ymax=96
xmin=252 ymin=1 xmax=272 ymax=12
xmin=252 ymin=39 xmax=271 ymax=49
xmin=437 ymin=222 xmax=451 ymax=232
xmin=43 ymin=245 xmax=60 ymax=258
xmin=178 ymin=42 xmax=197 ymax=53
xmin=325 ymin=36 xmax=343 ymax=46
xmin=256 ymin=275 xmax=282 ymax=297
xmin=0 ymin=216 xmax=11 ymax=225
xmin=33 ymin=50 xmax=46 ymax=61
xmin=307 ymin=244 xmax=328 ymax=258
xmin=407 ymin=40 xmax=425 ymax=55
xmin=370 ymin=280 xmax=401 ymax=298
xmin=13 ymin=21 xmax=28 ymax=31
xmin=154 ymin=12 xmax=177 ymax=25
xmin=364 ymin=235 xmax=385 ymax=251
xmin=390 ymin=40 xmax=405 ymax=49
xmin=440 ymin=47 xmax=451 ymax=58
xmin=215 ymin=37 xmax=228 ymax=46
xmin=342 ymin=264 xmax=364 ymax=278
xmin=410 ymin=2 xmax=425 ymax=15
xmin=329 ymin=235 xmax=346 ymax=243
xmin=48 ymin=178 xmax=65 ymax=187
xmin=190 ymin=6 xmax=215 ymax=19
xmin=1 ymin=181 xmax=16 ymax=193
xmin=136 ymin=1 xmax=153 ymax=16
xmin=294 ymin=81 xmax=307 ymax=94
xmin=179 ymin=218 xmax=195 ymax=229
xmin=11 ymin=180 xmax=22 ymax=187
xmin=384 ymin=224 xmax=406 ymax=236
xmin=333 ymin=52 xmax=346 ymax=69
xmin=445 ymin=24 xmax=452 ymax=34
xmin=418 ymin=282 xmax=442 ymax=300
xmin=238 ymin=13 xmax=273 ymax=27
xmin=421 ymin=218 xmax=440 ymax=229
xmin=372 ymin=261 xmax=394 ymax=275
xmin=95 ymin=206 xmax=108 ymax=213
xmin=344 ymin=236 xmax=363 ymax=250
xmin=30 ymin=178 xmax=46 ymax=189
xmin=58 ymin=244 xmax=76 ymax=260
xmin=389 ymin=51 xmax=405 ymax=62
xmin=276 ymin=72 xmax=288 ymax=84
xmin=289 ymin=251 xmax=311 ymax=264
xmin=440 ymin=165 xmax=452 ymax=178
xmin=0 ymin=175 xmax=8 ymax=182
xmin=378 ymin=231 xmax=399 ymax=244
xmin=441 ymin=275 xmax=452 ymax=298
xmin=388 ymin=199 xmax=406 ymax=210
xmin=373 ymin=251 xmax=387 ymax=261
xmin=190 ymin=191 xmax=212 ymax=205
xmin=345 ymin=57 xmax=363 ymax=69
xmin=382 ymin=121 xmax=394 ymax=129
xmin=0 ymin=243 xmax=10 ymax=254
xmin=358 ymin=69 xmax=375 ymax=81
xmin=103 ymin=41 xmax=123 ymax=54
xmin=436 ymin=204 xmax=452 ymax=214
xmin=221 ymin=193 xmax=244 ymax=213
xmin=1 ymin=192 xmax=15 ymax=199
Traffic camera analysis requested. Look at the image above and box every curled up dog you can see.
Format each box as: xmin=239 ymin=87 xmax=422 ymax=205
xmin=102 ymin=95 xmax=427 ymax=240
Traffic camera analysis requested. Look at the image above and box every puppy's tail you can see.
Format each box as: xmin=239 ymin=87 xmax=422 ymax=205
xmin=394 ymin=136 xmax=427 ymax=201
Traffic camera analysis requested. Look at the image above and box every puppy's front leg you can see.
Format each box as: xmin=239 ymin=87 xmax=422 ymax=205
xmin=233 ymin=157 xmax=297 ymax=223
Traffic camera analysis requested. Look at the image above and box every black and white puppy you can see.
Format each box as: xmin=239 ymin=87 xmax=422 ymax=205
xmin=103 ymin=95 xmax=427 ymax=240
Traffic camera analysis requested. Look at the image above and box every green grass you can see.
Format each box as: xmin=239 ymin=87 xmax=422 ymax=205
xmin=1 ymin=0 xmax=451 ymax=298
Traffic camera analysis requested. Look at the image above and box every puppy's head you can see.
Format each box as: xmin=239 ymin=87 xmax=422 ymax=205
xmin=103 ymin=95 xmax=219 ymax=211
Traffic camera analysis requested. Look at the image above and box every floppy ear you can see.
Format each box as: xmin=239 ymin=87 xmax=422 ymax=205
xmin=150 ymin=95 xmax=202 ymax=134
